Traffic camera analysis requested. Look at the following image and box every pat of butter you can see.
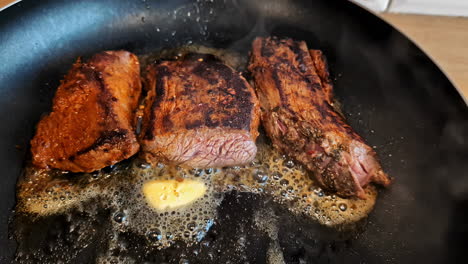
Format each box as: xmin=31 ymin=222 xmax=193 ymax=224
xmin=142 ymin=179 xmax=207 ymax=211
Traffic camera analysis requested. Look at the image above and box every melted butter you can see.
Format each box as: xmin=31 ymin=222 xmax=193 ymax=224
xmin=16 ymin=142 xmax=376 ymax=249
xmin=142 ymin=179 xmax=207 ymax=212
xmin=14 ymin=46 xmax=378 ymax=261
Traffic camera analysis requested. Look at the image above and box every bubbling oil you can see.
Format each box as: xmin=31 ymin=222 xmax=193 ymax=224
xmin=15 ymin=142 xmax=376 ymax=253
xmin=13 ymin=46 xmax=378 ymax=263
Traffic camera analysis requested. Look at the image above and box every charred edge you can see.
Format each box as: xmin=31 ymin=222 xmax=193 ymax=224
xmin=71 ymin=129 xmax=129 ymax=158
xmin=154 ymin=66 xmax=170 ymax=114
xmin=144 ymin=65 xmax=170 ymax=140
xmin=204 ymin=108 xmax=220 ymax=127
xmin=135 ymin=116 xmax=143 ymax=135
xmin=311 ymin=50 xmax=330 ymax=82
xmin=310 ymin=50 xmax=334 ymax=102
xmin=289 ymin=41 xmax=308 ymax=72
xmin=258 ymin=38 xmax=310 ymax=113
xmin=290 ymin=41 xmax=325 ymax=94
xmin=190 ymin=57 xmax=254 ymax=130
xmin=214 ymin=62 xmax=254 ymax=130
xmin=95 ymin=74 xmax=114 ymax=118
xmin=191 ymin=61 xmax=218 ymax=85
xmin=310 ymin=50 xmax=344 ymax=116
xmin=271 ymin=68 xmax=292 ymax=113
xmin=80 ymin=63 xmax=117 ymax=121
xmin=281 ymin=44 xmax=359 ymax=140
xmin=316 ymin=100 xmax=336 ymax=121
xmin=185 ymin=119 xmax=203 ymax=130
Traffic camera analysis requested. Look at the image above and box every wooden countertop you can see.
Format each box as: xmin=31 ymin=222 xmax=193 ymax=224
xmin=0 ymin=1 xmax=467 ymax=102
xmin=0 ymin=0 xmax=17 ymax=10
xmin=381 ymin=13 xmax=468 ymax=101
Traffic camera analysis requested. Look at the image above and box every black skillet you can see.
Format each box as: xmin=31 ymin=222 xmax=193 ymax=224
xmin=1 ymin=0 xmax=467 ymax=263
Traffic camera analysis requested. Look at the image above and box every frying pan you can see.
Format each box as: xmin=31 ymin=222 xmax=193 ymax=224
xmin=1 ymin=0 xmax=467 ymax=263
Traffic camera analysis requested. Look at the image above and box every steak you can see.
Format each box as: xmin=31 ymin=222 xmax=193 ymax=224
xmin=31 ymin=51 xmax=142 ymax=172
xmin=140 ymin=53 xmax=260 ymax=168
xmin=249 ymin=37 xmax=391 ymax=198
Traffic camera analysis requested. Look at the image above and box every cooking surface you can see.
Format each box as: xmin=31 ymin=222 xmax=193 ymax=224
xmin=0 ymin=0 xmax=467 ymax=263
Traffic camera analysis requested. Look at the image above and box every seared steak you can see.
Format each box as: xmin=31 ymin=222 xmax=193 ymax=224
xmin=249 ymin=37 xmax=391 ymax=198
xmin=140 ymin=53 xmax=260 ymax=168
xmin=31 ymin=51 xmax=142 ymax=172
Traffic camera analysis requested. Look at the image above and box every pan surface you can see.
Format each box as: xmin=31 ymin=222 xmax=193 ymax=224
xmin=0 ymin=0 xmax=467 ymax=263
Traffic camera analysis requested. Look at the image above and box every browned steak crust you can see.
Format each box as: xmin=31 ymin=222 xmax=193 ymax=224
xmin=140 ymin=53 xmax=260 ymax=168
xmin=31 ymin=51 xmax=142 ymax=172
xmin=249 ymin=37 xmax=391 ymax=198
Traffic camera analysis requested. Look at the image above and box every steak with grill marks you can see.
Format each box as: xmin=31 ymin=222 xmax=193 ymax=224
xmin=249 ymin=37 xmax=391 ymax=198
xmin=140 ymin=53 xmax=260 ymax=168
xmin=31 ymin=51 xmax=142 ymax=172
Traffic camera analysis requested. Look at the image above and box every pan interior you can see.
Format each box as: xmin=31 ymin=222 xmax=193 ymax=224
xmin=13 ymin=45 xmax=378 ymax=263
xmin=0 ymin=0 xmax=467 ymax=263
